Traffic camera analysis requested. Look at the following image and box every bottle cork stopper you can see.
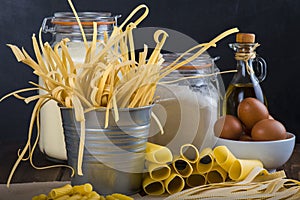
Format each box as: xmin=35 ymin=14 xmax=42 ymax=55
xmin=236 ymin=33 xmax=255 ymax=43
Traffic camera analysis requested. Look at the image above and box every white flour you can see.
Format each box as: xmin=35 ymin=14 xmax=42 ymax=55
xmin=149 ymin=83 xmax=219 ymax=156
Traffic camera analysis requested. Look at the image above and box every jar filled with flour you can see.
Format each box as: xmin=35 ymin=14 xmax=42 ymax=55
xmin=39 ymin=12 xmax=120 ymax=162
xmin=149 ymin=53 xmax=224 ymax=154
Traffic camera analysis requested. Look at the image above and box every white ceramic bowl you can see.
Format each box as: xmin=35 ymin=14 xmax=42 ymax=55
xmin=214 ymin=132 xmax=296 ymax=171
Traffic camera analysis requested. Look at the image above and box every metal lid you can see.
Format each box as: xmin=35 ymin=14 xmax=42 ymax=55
xmin=162 ymin=52 xmax=214 ymax=70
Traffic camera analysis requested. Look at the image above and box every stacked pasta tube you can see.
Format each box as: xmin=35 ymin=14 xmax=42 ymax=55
xmin=143 ymin=143 xmax=267 ymax=195
xmin=32 ymin=183 xmax=133 ymax=200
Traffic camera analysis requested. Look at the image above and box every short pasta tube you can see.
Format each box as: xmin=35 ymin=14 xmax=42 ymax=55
xmin=196 ymin=148 xmax=214 ymax=174
xmin=146 ymin=161 xmax=171 ymax=181
xmin=206 ymin=164 xmax=227 ymax=183
xmin=110 ymin=193 xmax=134 ymax=200
xmin=164 ymin=172 xmax=185 ymax=194
xmin=145 ymin=142 xmax=173 ymax=164
xmin=32 ymin=194 xmax=47 ymax=200
xmin=48 ymin=184 xmax=73 ymax=199
xmin=66 ymin=194 xmax=82 ymax=200
xmin=54 ymin=195 xmax=70 ymax=200
xmin=143 ymin=174 xmax=166 ymax=195
xmin=213 ymin=145 xmax=237 ymax=171
xmin=180 ymin=144 xmax=200 ymax=164
xmin=229 ymin=159 xmax=263 ymax=181
xmin=172 ymin=156 xmax=193 ymax=178
xmin=186 ymin=167 xmax=206 ymax=187
xmin=72 ymin=183 xmax=93 ymax=195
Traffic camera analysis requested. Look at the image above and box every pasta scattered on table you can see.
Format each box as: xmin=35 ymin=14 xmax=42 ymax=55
xmin=143 ymin=143 xmax=300 ymax=198
xmin=32 ymin=183 xmax=133 ymax=200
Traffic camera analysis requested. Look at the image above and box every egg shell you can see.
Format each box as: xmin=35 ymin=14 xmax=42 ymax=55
xmin=251 ymin=119 xmax=287 ymax=141
xmin=237 ymin=97 xmax=269 ymax=130
xmin=239 ymin=134 xmax=253 ymax=141
xmin=214 ymin=115 xmax=243 ymax=140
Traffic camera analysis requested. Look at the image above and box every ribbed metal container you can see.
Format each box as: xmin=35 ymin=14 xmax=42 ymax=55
xmin=60 ymin=105 xmax=153 ymax=195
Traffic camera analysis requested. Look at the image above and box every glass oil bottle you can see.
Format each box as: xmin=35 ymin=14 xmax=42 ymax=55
xmin=223 ymin=33 xmax=267 ymax=117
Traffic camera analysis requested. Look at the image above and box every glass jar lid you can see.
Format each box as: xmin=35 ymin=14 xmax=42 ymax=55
xmin=42 ymin=12 xmax=121 ymax=35
xmin=162 ymin=52 xmax=216 ymax=78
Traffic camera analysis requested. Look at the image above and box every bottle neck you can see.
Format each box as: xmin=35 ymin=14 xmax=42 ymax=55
xmin=231 ymin=54 xmax=258 ymax=85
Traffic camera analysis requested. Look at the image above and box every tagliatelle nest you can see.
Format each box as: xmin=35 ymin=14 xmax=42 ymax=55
xmin=1 ymin=0 xmax=239 ymax=187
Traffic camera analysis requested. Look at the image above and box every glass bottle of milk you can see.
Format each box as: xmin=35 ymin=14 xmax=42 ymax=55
xmin=39 ymin=12 xmax=119 ymax=162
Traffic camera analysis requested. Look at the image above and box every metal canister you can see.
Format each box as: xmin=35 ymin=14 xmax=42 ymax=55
xmin=60 ymin=105 xmax=152 ymax=195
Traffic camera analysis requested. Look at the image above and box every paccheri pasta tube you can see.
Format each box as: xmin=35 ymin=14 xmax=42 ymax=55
xmin=228 ymin=159 xmax=263 ymax=181
xmin=172 ymin=156 xmax=193 ymax=178
xmin=213 ymin=145 xmax=237 ymax=171
xmin=196 ymin=148 xmax=214 ymax=174
xmin=145 ymin=142 xmax=173 ymax=164
xmin=180 ymin=144 xmax=200 ymax=164
xmin=142 ymin=174 xmax=165 ymax=195
xmin=186 ymin=168 xmax=206 ymax=187
xmin=164 ymin=172 xmax=185 ymax=195
xmin=206 ymin=164 xmax=227 ymax=184
xmin=146 ymin=161 xmax=171 ymax=181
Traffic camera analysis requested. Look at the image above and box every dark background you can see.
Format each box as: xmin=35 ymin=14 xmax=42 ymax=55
xmin=0 ymin=0 xmax=299 ymax=143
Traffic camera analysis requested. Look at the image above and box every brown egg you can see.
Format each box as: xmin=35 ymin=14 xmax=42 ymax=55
xmin=239 ymin=134 xmax=253 ymax=141
xmin=237 ymin=97 xmax=269 ymax=130
xmin=214 ymin=115 xmax=243 ymax=140
xmin=251 ymin=119 xmax=287 ymax=141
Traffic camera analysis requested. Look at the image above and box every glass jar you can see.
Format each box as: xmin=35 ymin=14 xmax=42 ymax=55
xmin=148 ymin=52 xmax=224 ymax=155
xmin=39 ymin=12 xmax=120 ymax=162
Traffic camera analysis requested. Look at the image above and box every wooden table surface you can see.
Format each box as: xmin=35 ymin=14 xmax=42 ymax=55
xmin=1 ymin=141 xmax=299 ymax=184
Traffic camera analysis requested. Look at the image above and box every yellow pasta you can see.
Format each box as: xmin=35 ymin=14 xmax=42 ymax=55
xmin=32 ymin=183 xmax=132 ymax=200
xmin=186 ymin=166 xmax=206 ymax=187
xmin=72 ymin=183 xmax=93 ymax=195
xmin=32 ymin=194 xmax=47 ymax=200
xmin=180 ymin=144 xmax=200 ymax=164
xmin=54 ymin=195 xmax=70 ymax=200
xmin=164 ymin=169 xmax=300 ymax=200
xmin=145 ymin=142 xmax=173 ymax=164
xmin=111 ymin=193 xmax=134 ymax=200
xmin=228 ymin=159 xmax=263 ymax=181
xmin=164 ymin=172 xmax=185 ymax=194
xmin=213 ymin=145 xmax=237 ymax=171
xmin=146 ymin=161 xmax=171 ymax=181
xmin=196 ymin=148 xmax=215 ymax=174
xmin=172 ymin=156 xmax=193 ymax=178
xmin=66 ymin=194 xmax=82 ymax=200
xmin=206 ymin=164 xmax=227 ymax=184
xmin=143 ymin=174 xmax=165 ymax=195
xmin=87 ymin=191 xmax=102 ymax=200
xmin=142 ymin=142 xmax=300 ymax=199
xmin=49 ymin=184 xmax=73 ymax=199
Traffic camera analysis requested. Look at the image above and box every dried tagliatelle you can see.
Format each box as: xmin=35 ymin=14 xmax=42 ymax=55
xmin=1 ymin=0 xmax=239 ymax=187
xmin=165 ymin=168 xmax=300 ymax=200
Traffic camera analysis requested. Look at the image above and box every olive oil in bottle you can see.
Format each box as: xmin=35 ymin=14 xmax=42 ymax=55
xmin=223 ymin=33 xmax=267 ymax=117
xmin=223 ymin=83 xmax=267 ymax=116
